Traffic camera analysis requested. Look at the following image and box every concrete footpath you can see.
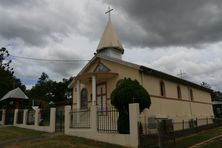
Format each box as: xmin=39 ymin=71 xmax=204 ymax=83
xmin=0 ymin=132 xmax=63 ymax=147
xmin=189 ymin=134 xmax=222 ymax=148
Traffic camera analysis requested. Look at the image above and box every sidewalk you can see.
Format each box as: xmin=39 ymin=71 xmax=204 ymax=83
xmin=0 ymin=132 xmax=63 ymax=147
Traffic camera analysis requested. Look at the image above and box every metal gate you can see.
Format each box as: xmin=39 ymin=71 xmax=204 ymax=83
xmin=138 ymin=119 xmax=175 ymax=148
xmin=56 ymin=111 xmax=64 ymax=132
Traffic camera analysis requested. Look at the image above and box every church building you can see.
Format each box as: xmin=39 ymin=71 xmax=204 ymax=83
xmin=69 ymin=13 xmax=214 ymax=126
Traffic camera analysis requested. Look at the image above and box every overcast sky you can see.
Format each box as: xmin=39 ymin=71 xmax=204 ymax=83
xmin=1 ymin=0 xmax=222 ymax=91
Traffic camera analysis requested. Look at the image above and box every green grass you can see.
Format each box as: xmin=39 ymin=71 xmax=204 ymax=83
xmin=0 ymin=127 xmax=124 ymax=148
xmin=6 ymin=135 xmax=124 ymax=148
xmin=0 ymin=126 xmax=44 ymax=141
xmin=200 ymin=138 xmax=222 ymax=148
xmin=175 ymin=126 xmax=222 ymax=148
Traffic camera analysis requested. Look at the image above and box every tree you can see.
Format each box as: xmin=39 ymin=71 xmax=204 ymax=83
xmin=211 ymin=91 xmax=222 ymax=101
xmin=0 ymin=47 xmax=25 ymax=98
xmin=28 ymin=72 xmax=73 ymax=107
xmin=111 ymin=78 xmax=151 ymax=133
xmin=200 ymin=82 xmax=211 ymax=89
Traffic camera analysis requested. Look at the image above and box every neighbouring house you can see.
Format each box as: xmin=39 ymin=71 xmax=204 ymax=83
xmin=68 ymin=17 xmax=214 ymax=130
xmin=0 ymin=87 xmax=29 ymax=124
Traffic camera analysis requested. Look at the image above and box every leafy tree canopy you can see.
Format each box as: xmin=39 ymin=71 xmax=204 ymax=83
xmin=28 ymin=72 xmax=73 ymax=105
xmin=200 ymin=81 xmax=212 ymax=89
xmin=211 ymin=91 xmax=222 ymax=101
xmin=0 ymin=47 xmax=25 ymax=98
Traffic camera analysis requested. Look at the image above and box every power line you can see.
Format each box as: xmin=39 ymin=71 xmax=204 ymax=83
xmin=10 ymin=54 xmax=89 ymax=63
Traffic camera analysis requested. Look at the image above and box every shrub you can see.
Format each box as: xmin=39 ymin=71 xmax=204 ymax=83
xmin=111 ymin=78 xmax=151 ymax=133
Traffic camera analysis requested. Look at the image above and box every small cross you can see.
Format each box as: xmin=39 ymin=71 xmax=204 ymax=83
xmin=177 ymin=70 xmax=186 ymax=79
xmin=105 ymin=6 xmax=114 ymax=21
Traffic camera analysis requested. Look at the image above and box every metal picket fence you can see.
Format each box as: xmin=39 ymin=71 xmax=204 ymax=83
xmin=97 ymin=106 xmax=119 ymax=133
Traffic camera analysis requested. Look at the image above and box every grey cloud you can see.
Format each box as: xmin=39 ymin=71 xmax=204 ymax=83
xmin=0 ymin=0 xmax=41 ymax=7
xmin=109 ymin=0 xmax=222 ymax=48
xmin=14 ymin=48 xmax=84 ymax=79
xmin=147 ymin=48 xmax=222 ymax=90
xmin=0 ymin=1 xmax=76 ymax=47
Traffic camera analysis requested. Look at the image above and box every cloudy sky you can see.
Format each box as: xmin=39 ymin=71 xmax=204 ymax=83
xmin=1 ymin=0 xmax=222 ymax=91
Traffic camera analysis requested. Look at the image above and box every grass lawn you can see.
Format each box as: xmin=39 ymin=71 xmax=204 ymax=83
xmin=5 ymin=135 xmax=124 ymax=148
xmin=0 ymin=127 xmax=124 ymax=148
xmin=175 ymin=126 xmax=222 ymax=148
xmin=200 ymin=138 xmax=222 ymax=148
xmin=0 ymin=126 xmax=44 ymax=141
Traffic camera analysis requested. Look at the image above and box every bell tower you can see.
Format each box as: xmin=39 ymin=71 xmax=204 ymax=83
xmin=96 ymin=7 xmax=124 ymax=59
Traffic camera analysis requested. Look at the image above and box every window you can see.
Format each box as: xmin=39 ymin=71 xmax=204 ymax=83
xmin=160 ymin=80 xmax=166 ymax=96
xmin=94 ymin=63 xmax=110 ymax=72
xmin=177 ymin=85 xmax=182 ymax=99
xmin=189 ymin=88 xmax=194 ymax=101
xmin=80 ymin=88 xmax=88 ymax=109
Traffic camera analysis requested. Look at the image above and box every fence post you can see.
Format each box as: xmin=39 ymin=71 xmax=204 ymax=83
xmin=13 ymin=109 xmax=18 ymax=125
xmin=23 ymin=109 xmax=28 ymax=125
xmin=2 ymin=109 xmax=6 ymax=125
xmin=50 ymin=107 xmax=56 ymax=132
xmin=64 ymin=105 xmax=71 ymax=134
xmin=90 ymin=105 xmax=97 ymax=132
xmin=196 ymin=117 xmax=198 ymax=127
xmin=182 ymin=120 xmax=184 ymax=131
xmin=34 ymin=109 xmax=39 ymax=126
xmin=129 ymin=103 xmax=140 ymax=148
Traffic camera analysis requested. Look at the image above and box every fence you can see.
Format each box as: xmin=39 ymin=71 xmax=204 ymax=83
xmin=0 ymin=110 xmax=2 ymax=121
xmin=16 ymin=110 xmax=23 ymax=124
xmin=70 ymin=109 xmax=90 ymax=128
xmin=39 ymin=109 xmax=50 ymax=126
xmin=0 ymin=109 xmax=5 ymax=125
xmin=97 ymin=106 xmax=119 ymax=133
xmin=26 ymin=109 xmax=35 ymax=125
xmin=65 ymin=104 xmax=140 ymax=148
xmin=139 ymin=117 xmax=215 ymax=148
xmin=14 ymin=108 xmax=56 ymax=133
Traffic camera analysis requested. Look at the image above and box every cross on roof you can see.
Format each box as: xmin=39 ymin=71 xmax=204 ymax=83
xmin=177 ymin=70 xmax=186 ymax=79
xmin=105 ymin=6 xmax=114 ymax=21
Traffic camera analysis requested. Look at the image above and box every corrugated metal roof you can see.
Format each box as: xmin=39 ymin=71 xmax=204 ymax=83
xmin=0 ymin=87 xmax=29 ymax=101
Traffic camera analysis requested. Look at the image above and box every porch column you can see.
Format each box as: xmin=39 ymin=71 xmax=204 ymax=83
xmin=76 ymin=80 xmax=80 ymax=124
xmin=76 ymin=80 xmax=80 ymax=110
xmin=92 ymin=75 xmax=96 ymax=106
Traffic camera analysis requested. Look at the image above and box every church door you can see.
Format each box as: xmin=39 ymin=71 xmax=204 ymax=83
xmin=96 ymin=83 xmax=107 ymax=115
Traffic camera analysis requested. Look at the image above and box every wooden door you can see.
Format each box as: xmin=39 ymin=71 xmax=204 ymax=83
xmin=96 ymin=83 xmax=107 ymax=115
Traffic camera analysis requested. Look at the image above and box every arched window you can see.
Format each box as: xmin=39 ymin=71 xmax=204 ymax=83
xmin=177 ymin=85 xmax=182 ymax=99
xmin=189 ymin=89 xmax=194 ymax=101
xmin=160 ymin=80 xmax=166 ymax=97
xmin=80 ymin=88 xmax=88 ymax=109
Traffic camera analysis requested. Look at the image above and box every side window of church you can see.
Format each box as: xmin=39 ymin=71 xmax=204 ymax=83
xmin=190 ymin=89 xmax=194 ymax=101
xmin=177 ymin=85 xmax=182 ymax=99
xmin=160 ymin=80 xmax=166 ymax=97
xmin=81 ymin=88 xmax=88 ymax=109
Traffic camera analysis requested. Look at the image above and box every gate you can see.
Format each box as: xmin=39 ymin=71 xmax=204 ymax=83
xmin=56 ymin=111 xmax=64 ymax=132
xmin=139 ymin=118 xmax=175 ymax=148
